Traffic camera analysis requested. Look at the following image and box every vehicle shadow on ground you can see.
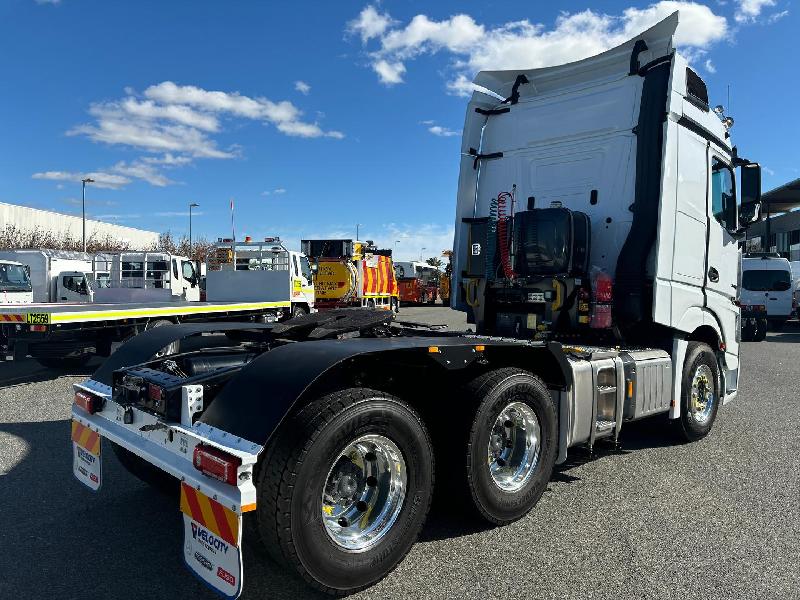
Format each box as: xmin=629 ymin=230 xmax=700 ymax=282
xmin=0 ymin=357 xmax=99 ymax=387
xmin=0 ymin=419 xmax=324 ymax=600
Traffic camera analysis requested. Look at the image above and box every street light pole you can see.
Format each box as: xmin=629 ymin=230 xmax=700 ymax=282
xmin=419 ymin=247 xmax=426 ymax=262
xmin=356 ymin=223 xmax=361 ymax=240
xmin=189 ymin=203 xmax=199 ymax=253
xmin=81 ymin=177 xmax=94 ymax=253
xmin=394 ymin=240 xmax=400 ymax=254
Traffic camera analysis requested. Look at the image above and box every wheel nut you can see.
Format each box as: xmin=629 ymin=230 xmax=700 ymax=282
xmin=366 ymin=475 xmax=378 ymax=487
xmin=364 ymin=452 xmax=377 ymax=461
xmin=338 ymin=517 xmax=349 ymax=527
xmin=356 ymin=500 xmax=368 ymax=512
xmin=504 ymin=420 xmax=514 ymax=428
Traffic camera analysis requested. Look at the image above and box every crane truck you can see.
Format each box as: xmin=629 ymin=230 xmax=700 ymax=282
xmin=69 ymin=14 xmax=761 ymax=598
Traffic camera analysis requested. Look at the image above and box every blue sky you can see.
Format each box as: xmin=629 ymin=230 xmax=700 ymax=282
xmin=0 ymin=0 xmax=795 ymax=260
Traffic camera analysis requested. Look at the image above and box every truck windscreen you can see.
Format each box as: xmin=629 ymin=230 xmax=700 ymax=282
xmin=742 ymin=269 xmax=791 ymax=291
xmin=0 ymin=263 xmax=32 ymax=292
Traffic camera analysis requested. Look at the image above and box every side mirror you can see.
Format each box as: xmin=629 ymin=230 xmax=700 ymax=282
xmin=739 ymin=163 xmax=762 ymax=227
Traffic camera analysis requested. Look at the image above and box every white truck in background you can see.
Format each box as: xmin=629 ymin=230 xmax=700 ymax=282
xmin=0 ymin=249 xmax=105 ymax=304
xmin=69 ymin=14 xmax=763 ymax=599
xmin=741 ymin=254 xmax=793 ymax=329
xmin=0 ymin=240 xmax=311 ymax=367
xmin=0 ymin=259 xmax=33 ymax=304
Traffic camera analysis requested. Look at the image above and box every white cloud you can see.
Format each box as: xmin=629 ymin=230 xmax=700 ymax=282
xmin=373 ymin=59 xmax=406 ymax=84
xmin=350 ymin=3 xmax=730 ymax=95
xmin=374 ymin=223 xmax=454 ymax=262
xmin=704 ymin=58 xmax=716 ymax=73
xmin=766 ymin=9 xmax=789 ymax=22
xmin=348 ymin=5 xmax=394 ymax=42
xmin=32 ymin=170 xmax=131 ymax=190
xmin=295 ymin=80 xmax=311 ymax=95
xmin=110 ymin=160 xmax=174 ymax=187
xmin=141 ymin=153 xmax=193 ymax=166
xmin=261 ymin=187 xmax=287 ymax=196
xmin=735 ymin=0 xmax=776 ymax=22
xmin=35 ymin=0 xmax=61 ymax=4
xmin=426 ymin=124 xmax=460 ymax=137
xmin=154 ymin=211 xmax=205 ymax=217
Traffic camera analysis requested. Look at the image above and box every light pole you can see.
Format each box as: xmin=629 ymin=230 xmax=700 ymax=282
xmin=189 ymin=203 xmax=199 ymax=253
xmin=394 ymin=240 xmax=400 ymax=254
xmin=356 ymin=223 xmax=362 ymax=240
xmin=419 ymin=247 xmax=426 ymax=262
xmin=81 ymin=177 xmax=94 ymax=252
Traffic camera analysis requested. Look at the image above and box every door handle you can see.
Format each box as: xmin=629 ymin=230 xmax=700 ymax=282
xmin=708 ymin=267 xmax=719 ymax=283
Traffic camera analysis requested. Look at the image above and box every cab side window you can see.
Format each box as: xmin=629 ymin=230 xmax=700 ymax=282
xmin=711 ymin=157 xmax=735 ymax=230
xmin=300 ymin=256 xmax=313 ymax=280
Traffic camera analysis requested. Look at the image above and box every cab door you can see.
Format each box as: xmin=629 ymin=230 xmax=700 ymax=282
xmin=298 ymin=254 xmax=315 ymax=307
xmin=705 ymin=152 xmax=739 ymax=356
xmin=181 ymin=260 xmax=200 ymax=301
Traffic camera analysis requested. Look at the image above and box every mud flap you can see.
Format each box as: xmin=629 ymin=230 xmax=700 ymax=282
xmin=180 ymin=483 xmax=243 ymax=598
xmin=72 ymin=420 xmax=101 ymax=491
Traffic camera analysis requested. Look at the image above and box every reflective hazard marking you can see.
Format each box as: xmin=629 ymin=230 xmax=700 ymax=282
xmin=71 ymin=420 xmax=101 ymax=491
xmin=181 ymin=483 xmax=243 ymax=598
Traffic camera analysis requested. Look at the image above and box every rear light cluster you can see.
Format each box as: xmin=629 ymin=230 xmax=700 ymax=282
xmin=74 ymin=390 xmax=103 ymax=414
xmin=742 ymin=304 xmax=766 ymax=312
xmin=590 ymin=270 xmax=614 ymax=329
xmin=193 ymin=443 xmax=241 ymax=486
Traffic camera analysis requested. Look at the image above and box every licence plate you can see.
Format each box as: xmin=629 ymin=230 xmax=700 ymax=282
xmin=26 ymin=312 xmax=50 ymax=325
xmin=527 ymin=292 xmax=545 ymax=303
xmin=72 ymin=420 xmax=101 ymax=491
xmin=181 ymin=483 xmax=243 ymax=598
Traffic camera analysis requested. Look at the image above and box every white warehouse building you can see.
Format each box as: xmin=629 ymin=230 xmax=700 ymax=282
xmin=0 ymin=202 xmax=159 ymax=249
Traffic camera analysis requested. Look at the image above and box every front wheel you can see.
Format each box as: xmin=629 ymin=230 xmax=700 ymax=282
xmin=255 ymin=388 xmax=434 ymax=595
xmin=676 ymin=342 xmax=720 ymax=442
xmin=291 ymin=304 xmax=308 ymax=318
xmin=463 ymin=368 xmax=557 ymax=525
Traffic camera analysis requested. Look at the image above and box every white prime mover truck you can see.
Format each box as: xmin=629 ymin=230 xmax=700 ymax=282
xmin=69 ymin=14 xmax=761 ymax=598
xmin=0 ymin=243 xmax=313 ymax=367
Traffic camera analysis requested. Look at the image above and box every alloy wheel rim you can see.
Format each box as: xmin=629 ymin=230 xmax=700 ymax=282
xmin=487 ymin=401 xmax=541 ymax=492
xmin=321 ymin=434 xmax=407 ymax=552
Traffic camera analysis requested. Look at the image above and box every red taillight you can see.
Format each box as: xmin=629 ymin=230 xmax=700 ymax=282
xmin=30 ymin=325 xmax=47 ymax=332
xmin=193 ymin=444 xmax=241 ymax=486
xmin=590 ymin=304 xmax=613 ymax=329
xmin=148 ymin=384 xmax=163 ymax=402
xmin=75 ymin=390 xmax=102 ymax=414
xmin=593 ymin=271 xmax=613 ymax=303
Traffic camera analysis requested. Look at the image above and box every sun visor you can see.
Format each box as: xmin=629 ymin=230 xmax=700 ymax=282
xmin=473 ymin=12 xmax=678 ymax=100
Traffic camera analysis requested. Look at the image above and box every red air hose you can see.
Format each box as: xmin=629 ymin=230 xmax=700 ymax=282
xmin=496 ymin=191 xmax=515 ymax=279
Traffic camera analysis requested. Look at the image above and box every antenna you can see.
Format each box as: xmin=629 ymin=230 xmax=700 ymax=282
xmin=727 ymin=84 xmax=731 ymax=114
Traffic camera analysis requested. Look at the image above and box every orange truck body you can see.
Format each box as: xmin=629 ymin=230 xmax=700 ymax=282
xmin=314 ymin=253 xmax=398 ymax=310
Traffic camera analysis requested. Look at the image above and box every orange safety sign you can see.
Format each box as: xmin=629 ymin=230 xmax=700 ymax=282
xmin=71 ymin=420 xmax=100 ymax=455
xmin=0 ymin=314 xmax=25 ymax=322
xmin=180 ymin=482 xmax=240 ymax=547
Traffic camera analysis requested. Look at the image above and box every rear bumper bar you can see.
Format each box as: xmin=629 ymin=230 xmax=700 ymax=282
xmin=72 ymin=379 xmax=262 ymax=513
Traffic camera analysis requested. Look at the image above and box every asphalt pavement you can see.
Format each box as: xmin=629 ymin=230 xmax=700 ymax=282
xmin=1 ymin=307 xmax=797 ymax=600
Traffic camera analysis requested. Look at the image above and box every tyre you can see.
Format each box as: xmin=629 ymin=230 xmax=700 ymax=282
xmin=366 ymin=299 xmax=376 ymax=309
xmin=391 ymin=297 xmax=400 ymax=313
xmin=441 ymin=297 xmax=450 ymax=306
xmin=254 ymin=388 xmax=434 ymax=595
xmin=769 ymin=319 xmax=786 ymax=331
xmin=111 ymin=442 xmax=179 ymax=495
xmin=676 ymin=342 xmax=720 ymax=442
xmin=35 ymin=354 xmax=92 ymax=369
xmin=755 ymin=318 xmax=768 ymax=341
xmin=463 ymin=368 xmax=557 ymax=525
xmin=427 ymin=294 xmax=436 ymax=305
xmin=146 ymin=319 xmax=179 ymax=357
xmin=292 ymin=304 xmax=308 ymax=318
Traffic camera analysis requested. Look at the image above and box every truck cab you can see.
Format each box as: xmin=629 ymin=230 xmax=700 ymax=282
xmin=454 ymin=13 xmax=761 ymax=399
xmin=0 ymin=260 xmax=33 ymax=304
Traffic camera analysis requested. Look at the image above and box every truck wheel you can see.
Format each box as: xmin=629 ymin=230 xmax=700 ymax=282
xmin=367 ymin=299 xmax=376 ymax=309
xmin=676 ymin=342 xmax=720 ymax=442
xmin=463 ymin=368 xmax=557 ymax=525
xmin=292 ymin=305 xmax=308 ymax=318
xmin=441 ymin=297 xmax=450 ymax=306
xmin=146 ymin=319 xmax=180 ymax=357
xmin=391 ymin=297 xmax=400 ymax=313
xmin=755 ymin=319 xmax=768 ymax=341
xmin=254 ymin=388 xmax=434 ymax=595
xmin=110 ymin=442 xmax=178 ymax=495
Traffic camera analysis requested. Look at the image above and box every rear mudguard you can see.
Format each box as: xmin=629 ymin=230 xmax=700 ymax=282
xmin=91 ymin=322 xmax=571 ymax=448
